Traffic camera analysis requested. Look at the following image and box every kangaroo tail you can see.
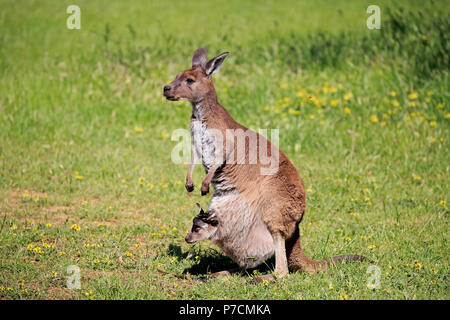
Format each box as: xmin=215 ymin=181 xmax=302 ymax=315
xmin=286 ymin=227 xmax=372 ymax=273
xmin=328 ymin=254 xmax=372 ymax=264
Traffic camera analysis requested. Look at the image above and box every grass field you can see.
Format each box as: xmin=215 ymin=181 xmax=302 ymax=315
xmin=0 ymin=0 xmax=449 ymax=300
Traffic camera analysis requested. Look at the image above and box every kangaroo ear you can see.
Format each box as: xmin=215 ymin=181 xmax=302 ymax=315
xmin=205 ymin=52 xmax=229 ymax=77
xmin=192 ymin=48 xmax=207 ymax=69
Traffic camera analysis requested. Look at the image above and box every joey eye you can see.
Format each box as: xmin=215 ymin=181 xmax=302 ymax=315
xmin=186 ymin=78 xmax=195 ymax=84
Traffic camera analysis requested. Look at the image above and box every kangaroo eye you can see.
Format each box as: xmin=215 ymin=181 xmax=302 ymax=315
xmin=186 ymin=78 xmax=195 ymax=84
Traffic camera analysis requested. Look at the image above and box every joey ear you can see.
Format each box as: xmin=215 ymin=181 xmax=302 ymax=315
xmin=205 ymin=52 xmax=229 ymax=77
xmin=195 ymin=203 xmax=204 ymax=215
xmin=192 ymin=48 xmax=207 ymax=69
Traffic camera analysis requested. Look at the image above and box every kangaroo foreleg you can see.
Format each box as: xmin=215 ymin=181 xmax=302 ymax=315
xmin=201 ymin=163 xmax=220 ymax=196
xmin=186 ymin=145 xmax=199 ymax=192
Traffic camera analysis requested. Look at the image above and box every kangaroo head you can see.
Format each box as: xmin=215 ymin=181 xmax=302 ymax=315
xmin=163 ymin=48 xmax=229 ymax=103
xmin=185 ymin=203 xmax=218 ymax=244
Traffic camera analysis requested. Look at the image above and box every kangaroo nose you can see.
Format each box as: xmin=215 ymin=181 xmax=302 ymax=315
xmin=163 ymin=85 xmax=171 ymax=92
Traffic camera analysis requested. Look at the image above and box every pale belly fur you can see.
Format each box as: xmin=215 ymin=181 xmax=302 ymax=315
xmin=208 ymin=192 xmax=275 ymax=269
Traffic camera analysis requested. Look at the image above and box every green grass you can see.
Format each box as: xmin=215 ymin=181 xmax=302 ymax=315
xmin=0 ymin=0 xmax=448 ymax=300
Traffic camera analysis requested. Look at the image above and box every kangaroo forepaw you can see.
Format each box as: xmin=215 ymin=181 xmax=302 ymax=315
xmin=185 ymin=183 xmax=194 ymax=192
xmin=200 ymin=183 xmax=209 ymax=196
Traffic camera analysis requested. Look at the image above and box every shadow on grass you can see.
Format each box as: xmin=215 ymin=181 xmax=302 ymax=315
xmin=167 ymin=243 xmax=275 ymax=277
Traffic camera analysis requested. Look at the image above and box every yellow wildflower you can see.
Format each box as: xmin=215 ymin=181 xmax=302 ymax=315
xmin=408 ymin=92 xmax=419 ymax=100
xmin=330 ymin=99 xmax=339 ymax=107
xmin=288 ymin=108 xmax=300 ymax=115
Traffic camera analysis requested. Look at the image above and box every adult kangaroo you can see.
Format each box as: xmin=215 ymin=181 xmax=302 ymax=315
xmin=163 ymin=48 xmax=368 ymax=279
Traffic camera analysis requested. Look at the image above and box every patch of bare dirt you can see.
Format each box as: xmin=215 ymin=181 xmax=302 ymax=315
xmin=45 ymin=286 xmax=77 ymax=300
xmin=2 ymin=189 xmax=164 ymax=228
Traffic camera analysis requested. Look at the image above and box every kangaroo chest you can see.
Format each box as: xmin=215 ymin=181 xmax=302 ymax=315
xmin=190 ymin=117 xmax=217 ymax=172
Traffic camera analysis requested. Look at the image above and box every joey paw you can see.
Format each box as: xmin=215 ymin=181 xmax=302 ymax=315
xmin=210 ymin=270 xmax=231 ymax=278
xmin=250 ymin=274 xmax=276 ymax=284
xmin=195 ymin=276 xmax=208 ymax=283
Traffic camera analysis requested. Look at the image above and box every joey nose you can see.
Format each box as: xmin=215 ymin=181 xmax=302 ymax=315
xmin=163 ymin=85 xmax=171 ymax=92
